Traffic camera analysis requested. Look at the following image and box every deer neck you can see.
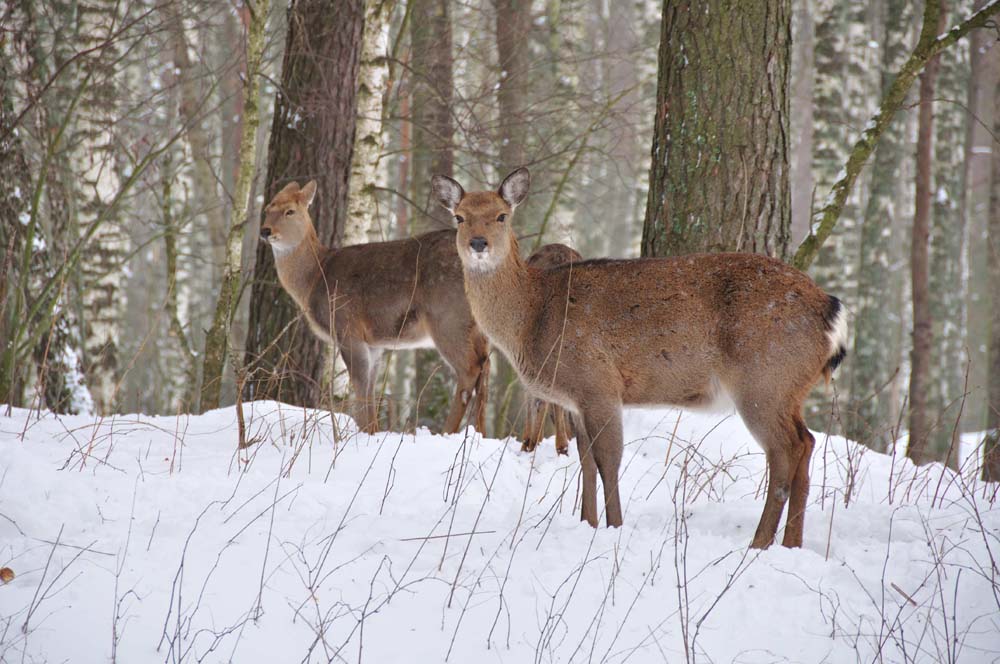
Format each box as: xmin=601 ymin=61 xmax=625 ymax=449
xmin=272 ymin=229 xmax=329 ymax=312
xmin=463 ymin=248 xmax=540 ymax=367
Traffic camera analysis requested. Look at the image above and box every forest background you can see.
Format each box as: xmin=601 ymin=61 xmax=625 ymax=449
xmin=1 ymin=0 xmax=999 ymax=476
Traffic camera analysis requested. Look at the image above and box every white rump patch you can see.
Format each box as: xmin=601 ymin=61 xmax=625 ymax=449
xmin=827 ymin=303 xmax=849 ymax=355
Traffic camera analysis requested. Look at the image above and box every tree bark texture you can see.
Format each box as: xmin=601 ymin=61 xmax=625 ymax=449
xmin=409 ymin=0 xmax=453 ymax=233
xmin=983 ymin=62 xmax=1000 ymax=482
xmin=76 ymin=0 xmax=128 ymax=414
xmin=641 ymin=0 xmax=791 ymax=260
xmin=906 ymin=10 xmax=947 ymax=465
xmin=847 ymin=0 xmax=913 ymax=450
xmin=926 ymin=11 xmax=969 ymax=467
xmin=491 ymin=0 xmax=536 ymax=436
xmin=409 ymin=0 xmax=455 ymax=427
xmin=244 ymin=0 xmax=364 ymax=407
xmin=345 ymin=0 xmax=392 ymax=245
xmin=0 ymin=28 xmax=34 ymax=407
xmin=200 ymin=0 xmax=270 ymax=412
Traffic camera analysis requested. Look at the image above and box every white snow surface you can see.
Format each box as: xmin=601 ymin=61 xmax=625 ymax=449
xmin=1 ymin=403 xmax=998 ymax=663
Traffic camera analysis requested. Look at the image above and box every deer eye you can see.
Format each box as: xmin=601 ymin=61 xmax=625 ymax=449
xmin=455 ymin=215 xmax=465 ymax=224
xmin=285 ymin=209 xmax=295 ymax=216
xmin=497 ymin=213 xmax=507 ymax=222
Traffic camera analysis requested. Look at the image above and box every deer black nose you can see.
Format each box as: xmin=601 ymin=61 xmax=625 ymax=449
xmin=260 ymin=227 xmax=272 ymax=238
xmin=469 ymin=236 xmax=488 ymax=253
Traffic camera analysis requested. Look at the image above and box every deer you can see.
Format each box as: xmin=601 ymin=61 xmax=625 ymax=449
xmin=521 ymin=243 xmax=583 ymax=455
xmin=431 ymin=168 xmax=848 ymax=549
xmin=260 ymin=180 xmax=490 ymax=435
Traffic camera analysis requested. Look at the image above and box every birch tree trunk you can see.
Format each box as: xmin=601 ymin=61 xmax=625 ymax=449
xmin=641 ymin=0 xmax=791 ymax=259
xmin=76 ymin=0 xmax=127 ymax=414
xmin=345 ymin=0 xmax=392 ymax=246
xmin=243 ymin=0 xmax=364 ymax=408
xmin=846 ymin=0 xmax=914 ymax=450
xmin=926 ymin=6 xmax=970 ymax=467
xmin=810 ymin=0 xmax=878 ymax=333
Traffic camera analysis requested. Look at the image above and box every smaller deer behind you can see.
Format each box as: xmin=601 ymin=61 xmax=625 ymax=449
xmin=260 ymin=180 xmax=490 ymax=434
xmin=432 ymin=168 xmax=848 ymax=549
xmin=521 ymin=243 xmax=583 ymax=455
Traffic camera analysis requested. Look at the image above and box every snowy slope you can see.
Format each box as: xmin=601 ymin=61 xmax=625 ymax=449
xmin=1 ymin=402 xmax=998 ymax=663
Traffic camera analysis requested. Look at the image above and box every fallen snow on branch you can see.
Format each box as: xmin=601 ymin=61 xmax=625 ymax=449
xmin=1 ymin=403 xmax=997 ymax=662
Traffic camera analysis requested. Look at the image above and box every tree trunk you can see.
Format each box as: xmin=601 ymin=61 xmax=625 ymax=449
xmin=76 ymin=0 xmax=127 ymax=414
xmin=345 ymin=0 xmax=392 ymax=245
xmin=490 ymin=0 xmax=535 ymax=437
xmin=167 ymin=2 xmax=227 ymax=291
xmin=0 ymin=28 xmax=34 ymax=408
xmin=602 ymin=0 xmax=641 ymax=257
xmin=983 ymin=62 xmax=1000 ymax=482
xmin=963 ymin=2 xmax=995 ymax=446
xmin=926 ymin=4 xmax=969 ymax=468
xmin=200 ymin=0 xmax=270 ymax=412
xmin=641 ymin=0 xmax=791 ymax=259
xmin=789 ymin=0 xmax=815 ymax=247
xmin=409 ymin=0 xmax=454 ymax=429
xmin=847 ymin=0 xmax=914 ymax=450
xmin=906 ymin=9 xmax=947 ymax=466
xmin=243 ymin=0 xmax=365 ymax=407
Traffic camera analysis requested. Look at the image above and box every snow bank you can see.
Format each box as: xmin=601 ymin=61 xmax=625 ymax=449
xmin=1 ymin=403 xmax=997 ymax=662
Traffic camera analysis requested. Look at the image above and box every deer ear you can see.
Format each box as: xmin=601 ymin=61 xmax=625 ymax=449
xmin=299 ymin=180 xmax=317 ymax=207
xmin=498 ymin=168 xmax=530 ymax=208
xmin=432 ymin=175 xmax=464 ymax=212
xmin=276 ymin=181 xmax=300 ymax=197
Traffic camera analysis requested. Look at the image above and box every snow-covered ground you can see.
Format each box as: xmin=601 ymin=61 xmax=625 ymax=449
xmin=1 ymin=402 xmax=998 ymax=663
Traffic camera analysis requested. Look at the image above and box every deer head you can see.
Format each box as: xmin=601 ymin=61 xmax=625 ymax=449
xmin=432 ymin=168 xmax=530 ymax=273
xmin=261 ymin=180 xmax=318 ymax=255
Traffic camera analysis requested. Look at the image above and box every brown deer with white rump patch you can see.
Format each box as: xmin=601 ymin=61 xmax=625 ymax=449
xmin=432 ymin=168 xmax=847 ymax=549
xmin=260 ymin=180 xmax=490 ymax=435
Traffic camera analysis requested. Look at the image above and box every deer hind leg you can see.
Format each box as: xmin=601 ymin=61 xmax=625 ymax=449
xmin=433 ymin=328 xmax=488 ymax=435
xmin=521 ymin=399 xmax=545 ymax=452
xmin=739 ymin=404 xmax=803 ymax=549
xmin=340 ymin=340 xmax=378 ymax=434
xmin=571 ymin=412 xmax=599 ymax=527
xmin=781 ymin=415 xmax=814 ymax=548
xmin=584 ymin=404 xmax=624 ymax=527
xmin=553 ymin=406 xmax=570 ymax=456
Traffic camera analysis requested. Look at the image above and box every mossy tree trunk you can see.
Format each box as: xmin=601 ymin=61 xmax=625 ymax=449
xmin=244 ymin=0 xmax=364 ymax=407
xmin=641 ymin=0 xmax=791 ymax=260
xmin=200 ymin=0 xmax=270 ymax=412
